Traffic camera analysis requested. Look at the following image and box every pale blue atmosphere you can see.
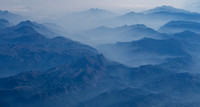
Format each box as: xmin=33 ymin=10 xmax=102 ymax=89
xmin=0 ymin=0 xmax=197 ymax=13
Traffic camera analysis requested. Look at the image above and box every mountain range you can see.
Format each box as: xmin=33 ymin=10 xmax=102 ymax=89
xmin=53 ymin=5 xmax=200 ymax=33
xmin=1 ymin=5 xmax=200 ymax=107
xmin=1 ymin=60 xmax=200 ymax=107
xmin=0 ymin=20 xmax=97 ymax=77
xmin=98 ymin=36 xmax=191 ymax=68
xmin=114 ymin=5 xmax=200 ymax=29
xmin=74 ymin=24 xmax=166 ymax=46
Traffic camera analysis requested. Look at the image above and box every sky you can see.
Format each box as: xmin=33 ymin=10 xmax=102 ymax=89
xmin=0 ymin=0 xmax=199 ymax=16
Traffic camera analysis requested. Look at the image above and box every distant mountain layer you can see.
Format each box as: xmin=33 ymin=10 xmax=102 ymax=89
xmin=115 ymin=6 xmax=200 ymax=29
xmin=0 ymin=10 xmax=25 ymax=24
xmin=98 ymin=29 xmax=200 ymax=71
xmin=142 ymin=5 xmax=191 ymax=14
xmin=76 ymin=8 xmax=114 ymax=16
xmin=98 ymin=36 xmax=190 ymax=67
xmin=55 ymin=5 xmax=200 ymax=33
xmin=159 ymin=20 xmax=200 ymax=34
xmin=75 ymin=24 xmax=166 ymax=45
xmin=0 ymin=19 xmax=12 ymax=29
xmin=57 ymin=8 xmax=117 ymax=32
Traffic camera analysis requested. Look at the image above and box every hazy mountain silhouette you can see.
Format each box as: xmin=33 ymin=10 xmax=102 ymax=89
xmin=116 ymin=6 xmax=200 ymax=29
xmin=57 ymin=8 xmax=117 ymax=32
xmin=74 ymin=24 xmax=166 ymax=46
xmin=0 ymin=19 xmax=12 ymax=29
xmin=0 ymin=10 xmax=25 ymax=24
xmin=98 ymin=37 xmax=190 ymax=67
xmin=160 ymin=20 xmax=200 ymax=34
xmin=143 ymin=5 xmax=191 ymax=14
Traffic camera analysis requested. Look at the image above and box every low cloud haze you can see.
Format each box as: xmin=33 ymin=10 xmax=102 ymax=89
xmin=0 ymin=0 xmax=194 ymax=18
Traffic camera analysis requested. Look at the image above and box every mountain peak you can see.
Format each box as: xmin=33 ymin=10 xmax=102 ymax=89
xmin=72 ymin=8 xmax=113 ymax=18
xmin=84 ymin=8 xmax=112 ymax=15
xmin=52 ymin=36 xmax=73 ymax=43
xmin=175 ymin=30 xmax=197 ymax=35
xmin=14 ymin=25 xmax=38 ymax=35
xmin=121 ymin=11 xmax=144 ymax=18
xmin=89 ymin=8 xmax=102 ymax=11
xmin=18 ymin=20 xmax=34 ymax=27
xmin=15 ymin=20 xmax=38 ymax=33
xmin=118 ymin=24 xmax=148 ymax=30
xmin=132 ymin=24 xmax=147 ymax=28
xmin=89 ymin=8 xmax=108 ymax=12
xmin=156 ymin=5 xmax=175 ymax=9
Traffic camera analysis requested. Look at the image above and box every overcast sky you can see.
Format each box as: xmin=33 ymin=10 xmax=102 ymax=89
xmin=0 ymin=0 xmax=199 ymax=16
